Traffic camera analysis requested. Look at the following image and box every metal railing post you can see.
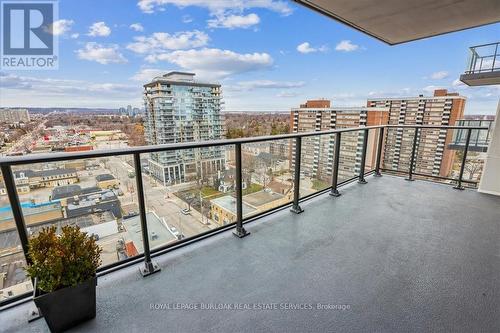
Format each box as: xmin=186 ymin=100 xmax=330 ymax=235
xmin=290 ymin=137 xmax=304 ymax=214
xmin=358 ymin=129 xmax=369 ymax=184
xmin=406 ymin=127 xmax=420 ymax=181
xmin=492 ymin=43 xmax=498 ymax=72
xmin=374 ymin=127 xmax=384 ymax=177
xmin=454 ymin=128 xmax=472 ymax=190
xmin=233 ymin=143 xmax=250 ymax=237
xmin=133 ymin=153 xmax=161 ymax=276
xmin=329 ymin=132 xmax=342 ymax=197
xmin=0 ymin=165 xmax=31 ymax=265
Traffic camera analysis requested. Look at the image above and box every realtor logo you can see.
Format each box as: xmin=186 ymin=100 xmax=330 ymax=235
xmin=1 ymin=0 xmax=58 ymax=70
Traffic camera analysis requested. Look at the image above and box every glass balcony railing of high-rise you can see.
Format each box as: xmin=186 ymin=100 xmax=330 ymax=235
xmin=0 ymin=124 xmax=489 ymax=305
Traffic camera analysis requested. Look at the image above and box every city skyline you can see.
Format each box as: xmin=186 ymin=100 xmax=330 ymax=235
xmin=0 ymin=0 xmax=498 ymax=114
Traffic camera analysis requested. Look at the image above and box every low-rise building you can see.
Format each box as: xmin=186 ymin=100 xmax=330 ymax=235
xmin=66 ymin=189 xmax=122 ymax=219
xmin=13 ymin=168 xmax=78 ymax=189
xmin=210 ymin=196 xmax=256 ymax=226
xmin=210 ymin=189 xmax=291 ymax=226
xmin=0 ymin=201 xmax=64 ymax=232
xmin=96 ymin=174 xmax=120 ymax=190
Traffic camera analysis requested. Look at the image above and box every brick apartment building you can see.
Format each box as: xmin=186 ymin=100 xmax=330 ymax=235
xmin=291 ymin=89 xmax=466 ymax=182
xmin=290 ymin=100 xmax=389 ymax=182
xmin=367 ymin=89 xmax=466 ymax=177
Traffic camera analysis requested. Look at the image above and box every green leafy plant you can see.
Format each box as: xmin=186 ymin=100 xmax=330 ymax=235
xmin=26 ymin=225 xmax=102 ymax=293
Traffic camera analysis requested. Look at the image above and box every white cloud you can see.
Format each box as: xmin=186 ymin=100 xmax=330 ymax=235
xmin=182 ymin=15 xmax=193 ymax=23
xmin=76 ymin=43 xmax=127 ymax=64
xmin=430 ymin=71 xmax=449 ymax=79
xmin=422 ymin=85 xmax=444 ymax=93
xmin=88 ymin=22 xmax=111 ymax=37
xmin=129 ymin=23 xmax=144 ymax=32
xmin=137 ymin=0 xmax=292 ymax=15
xmin=335 ymin=40 xmax=359 ymax=52
xmin=0 ymin=72 xmax=139 ymax=108
xmin=234 ymin=80 xmax=304 ymax=90
xmin=276 ymin=91 xmax=299 ymax=98
xmin=70 ymin=33 xmax=79 ymax=39
xmin=208 ymin=13 xmax=260 ymax=29
xmin=48 ymin=19 xmax=74 ymax=36
xmin=145 ymin=48 xmax=273 ymax=80
xmin=296 ymin=42 xmax=328 ymax=54
xmin=452 ymin=79 xmax=467 ymax=88
xmin=130 ymin=68 xmax=167 ymax=81
xmin=127 ymin=30 xmax=209 ymax=54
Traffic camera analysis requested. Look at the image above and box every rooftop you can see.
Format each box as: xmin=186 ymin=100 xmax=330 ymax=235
xmin=243 ymin=189 xmax=285 ymax=207
xmin=122 ymin=212 xmax=177 ymax=252
xmin=95 ymin=174 xmax=116 ymax=182
xmin=3 ymin=176 xmax=499 ymax=332
xmin=211 ymin=195 xmax=257 ymax=217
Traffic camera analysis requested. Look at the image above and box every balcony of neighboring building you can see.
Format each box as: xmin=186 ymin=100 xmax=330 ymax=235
xmin=460 ymin=42 xmax=500 ymax=86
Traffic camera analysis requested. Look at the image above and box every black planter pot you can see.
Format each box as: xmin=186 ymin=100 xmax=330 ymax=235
xmin=34 ymin=276 xmax=97 ymax=333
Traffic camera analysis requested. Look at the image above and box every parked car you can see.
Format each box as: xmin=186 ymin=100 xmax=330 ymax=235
xmin=180 ymin=208 xmax=191 ymax=215
xmin=169 ymin=226 xmax=180 ymax=237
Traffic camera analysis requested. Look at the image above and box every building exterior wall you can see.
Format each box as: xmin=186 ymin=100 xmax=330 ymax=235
xmin=367 ymin=89 xmax=466 ymax=177
xmin=144 ymin=72 xmax=225 ymax=185
xmin=97 ymin=179 xmax=120 ymax=190
xmin=0 ymin=109 xmax=30 ymax=123
xmin=290 ymin=101 xmax=389 ymax=182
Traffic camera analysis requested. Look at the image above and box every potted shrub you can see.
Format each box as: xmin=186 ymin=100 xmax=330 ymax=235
xmin=26 ymin=225 xmax=102 ymax=333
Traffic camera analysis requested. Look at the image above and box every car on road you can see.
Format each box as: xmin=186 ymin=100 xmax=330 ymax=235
xmin=169 ymin=226 xmax=182 ymax=239
xmin=180 ymin=208 xmax=191 ymax=215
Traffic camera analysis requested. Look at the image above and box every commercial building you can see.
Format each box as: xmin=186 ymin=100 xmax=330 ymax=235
xmin=210 ymin=189 xmax=291 ymax=226
xmin=65 ymin=189 xmax=122 ymax=219
xmin=0 ymin=202 xmax=63 ymax=232
xmin=367 ymin=89 xmax=466 ymax=177
xmin=290 ymin=100 xmax=389 ymax=181
xmin=143 ymin=72 xmax=225 ymax=185
xmin=12 ymin=168 xmax=78 ymax=189
xmin=0 ymin=109 xmax=30 ymax=124
xmin=96 ymin=174 xmax=120 ymax=190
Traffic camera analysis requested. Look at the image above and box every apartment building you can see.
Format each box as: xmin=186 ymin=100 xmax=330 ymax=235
xmin=367 ymin=89 xmax=466 ymax=177
xmin=143 ymin=72 xmax=225 ymax=185
xmin=0 ymin=109 xmax=30 ymax=124
xmin=290 ymin=100 xmax=389 ymax=182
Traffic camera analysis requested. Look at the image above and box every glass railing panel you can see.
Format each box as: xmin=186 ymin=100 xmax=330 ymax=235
xmin=142 ymin=144 xmax=235 ymax=249
xmin=338 ymin=130 xmax=362 ymax=183
xmin=10 ymin=156 xmax=141 ymax=269
xmin=0 ymin=169 xmax=33 ymax=304
xmin=298 ymin=133 xmax=334 ymax=197
xmin=241 ymin=139 xmax=293 ymax=217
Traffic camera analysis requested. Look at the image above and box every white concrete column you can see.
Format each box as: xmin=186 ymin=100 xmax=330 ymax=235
xmin=478 ymin=100 xmax=500 ymax=196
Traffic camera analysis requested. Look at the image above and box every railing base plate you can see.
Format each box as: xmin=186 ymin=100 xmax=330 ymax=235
xmin=373 ymin=172 xmax=382 ymax=177
xmin=290 ymin=205 xmax=304 ymax=214
xmin=358 ymin=179 xmax=367 ymax=184
xmin=140 ymin=262 xmax=161 ymax=277
xmin=405 ymin=178 xmax=415 ymax=181
xmin=453 ymin=186 xmax=465 ymax=190
xmin=28 ymin=306 xmax=42 ymax=322
xmin=329 ymin=190 xmax=341 ymax=197
xmin=233 ymin=228 xmax=250 ymax=238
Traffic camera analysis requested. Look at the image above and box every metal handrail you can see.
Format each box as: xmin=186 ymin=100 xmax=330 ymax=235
xmin=0 ymin=124 xmax=490 ymax=308
xmin=0 ymin=125 xmax=488 ymax=166
xmin=464 ymin=41 xmax=499 ymax=74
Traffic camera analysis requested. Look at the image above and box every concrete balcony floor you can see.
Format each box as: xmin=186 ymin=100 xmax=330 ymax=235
xmin=2 ymin=175 xmax=500 ymax=332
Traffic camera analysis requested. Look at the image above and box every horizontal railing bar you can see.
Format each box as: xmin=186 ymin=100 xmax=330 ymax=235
xmin=380 ymin=168 xmax=478 ymax=184
xmin=0 ymin=125 xmax=489 ymax=166
xmin=469 ymin=41 xmax=500 ymax=49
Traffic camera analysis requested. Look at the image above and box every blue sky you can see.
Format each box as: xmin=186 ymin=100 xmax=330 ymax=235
xmin=1 ymin=0 xmax=499 ymax=114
